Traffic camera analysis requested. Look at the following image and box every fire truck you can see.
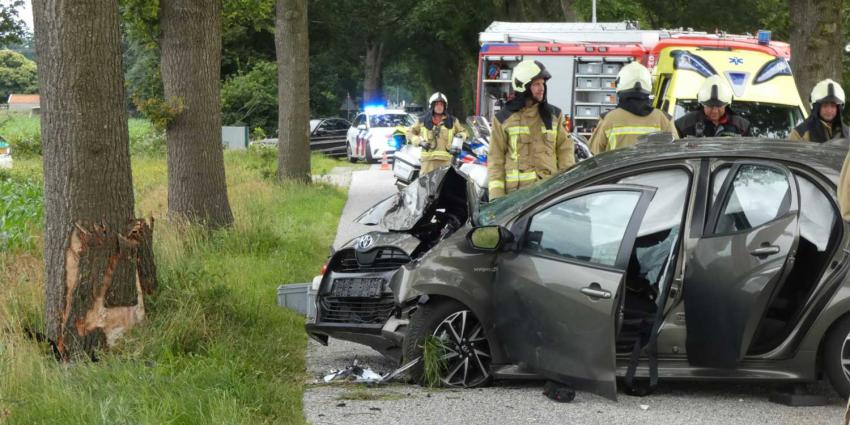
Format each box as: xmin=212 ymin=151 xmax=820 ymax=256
xmin=476 ymin=22 xmax=805 ymax=138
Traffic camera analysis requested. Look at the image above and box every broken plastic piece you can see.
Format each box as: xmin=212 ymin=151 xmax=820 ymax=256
xmin=322 ymin=358 xmax=384 ymax=383
xmin=640 ymin=404 xmax=650 ymax=411
xmin=380 ymin=357 xmax=421 ymax=383
xmin=542 ymin=381 xmax=576 ymax=403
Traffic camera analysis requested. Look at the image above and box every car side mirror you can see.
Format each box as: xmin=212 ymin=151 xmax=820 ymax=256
xmin=467 ymin=226 xmax=514 ymax=251
xmin=357 ymin=124 xmax=367 ymax=131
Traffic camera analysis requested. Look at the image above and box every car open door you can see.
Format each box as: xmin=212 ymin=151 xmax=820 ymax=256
xmin=684 ymin=162 xmax=799 ymax=368
xmin=492 ymin=184 xmax=656 ymax=400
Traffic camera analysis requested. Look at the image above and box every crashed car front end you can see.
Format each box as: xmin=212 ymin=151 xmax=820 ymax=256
xmin=306 ymin=167 xmax=476 ymax=361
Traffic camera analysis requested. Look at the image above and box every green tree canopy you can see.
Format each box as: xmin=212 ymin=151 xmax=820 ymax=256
xmin=0 ymin=49 xmax=37 ymax=102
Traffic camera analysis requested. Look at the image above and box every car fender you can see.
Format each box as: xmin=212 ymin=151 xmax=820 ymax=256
xmin=799 ymin=280 xmax=850 ymax=354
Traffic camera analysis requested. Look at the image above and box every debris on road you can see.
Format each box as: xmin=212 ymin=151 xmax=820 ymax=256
xmin=640 ymin=404 xmax=650 ymax=411
xmin=542 ymin=381 xmax=576 ymax=403
xmin=322 ymin=357 xmax=422 ymax=384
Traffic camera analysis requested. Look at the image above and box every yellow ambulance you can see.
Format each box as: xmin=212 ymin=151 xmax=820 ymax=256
xmin=649 ymin=37 xmax=806 ymax=138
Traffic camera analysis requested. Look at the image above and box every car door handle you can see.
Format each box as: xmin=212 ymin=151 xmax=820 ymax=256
xmin=750 ymin=245 xmax=781 ymax=257
xmin=580 ymin=285 xmax=612 ymax=300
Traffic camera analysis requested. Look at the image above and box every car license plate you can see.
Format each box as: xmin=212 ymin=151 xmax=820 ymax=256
xmin=331 ymin=278 xmax=384 ymax=298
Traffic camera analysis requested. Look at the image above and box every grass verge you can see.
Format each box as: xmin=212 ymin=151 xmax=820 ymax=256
xmin=0 ymin=149 xmax=349 ymax=424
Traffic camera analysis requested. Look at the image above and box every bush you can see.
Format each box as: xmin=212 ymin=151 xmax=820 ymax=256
xmin=221 ymin=61 xmax=278 ymax=134
xmin=0 ymin=171 xmax=43 ymax=252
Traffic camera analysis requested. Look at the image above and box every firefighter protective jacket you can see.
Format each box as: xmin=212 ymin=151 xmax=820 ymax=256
xmin=488 ymin=103 xmax=574 ymax=199
xmin=590 ymin=108 xmax=678 ymax=154
xmin=407 ymin=112 xmax=468 ymax=175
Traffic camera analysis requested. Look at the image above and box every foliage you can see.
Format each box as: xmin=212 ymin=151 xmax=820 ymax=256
xmin=133 ymin=96 xmax=185 ymax=131
xmin=422 ymin=335 xmax=448 ymax=388
xmin=0 ymin=49 xmax=37 ymax=102
xmin=0 ymin=114 xmax=166 ymax=157
xmin=0 ymin=151 xmax=348 ymax=424
xmin=0 ymin=169 xmax=42 ymax=252
xmin=0 ymin=0 xmax=26 ymax=47
xmin=221 ymin=60 xmax=278 ymax=132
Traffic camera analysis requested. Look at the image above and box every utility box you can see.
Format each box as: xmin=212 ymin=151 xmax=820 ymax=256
xmin=222 ymin=126 xmax=249 ymax=150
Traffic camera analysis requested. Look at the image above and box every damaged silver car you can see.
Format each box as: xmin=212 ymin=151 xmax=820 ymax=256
xmin=306 ymin=138 xmax=850 ymax=400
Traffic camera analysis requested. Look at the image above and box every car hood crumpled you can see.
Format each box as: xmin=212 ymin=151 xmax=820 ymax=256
xmin=355 ymin=167 xmax=475 ymax=231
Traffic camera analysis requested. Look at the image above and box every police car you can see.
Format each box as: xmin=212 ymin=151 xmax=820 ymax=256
xmin=346 ymin=107 xmax=416 ymax=163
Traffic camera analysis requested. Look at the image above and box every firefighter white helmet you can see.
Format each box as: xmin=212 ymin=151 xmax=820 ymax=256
xmin=810 ymin=79 xmax=845 ymax=106
xmin=511 ymin=60 xmax=551 ymax=93
xmin=698 ymin=75 xmax=734 ymax=107
xmin=428 ymin=92 xmax=448 ymax=108
xmin=616 ymin=62 xmax=652 ymax=93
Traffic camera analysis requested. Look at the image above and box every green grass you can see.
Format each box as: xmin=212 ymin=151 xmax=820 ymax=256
xmin=0 ymin=146 xmax=349 ymax=424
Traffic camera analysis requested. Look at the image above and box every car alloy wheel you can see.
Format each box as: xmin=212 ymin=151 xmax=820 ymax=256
xmin=431 ymin=310 xmax=491 ymax=387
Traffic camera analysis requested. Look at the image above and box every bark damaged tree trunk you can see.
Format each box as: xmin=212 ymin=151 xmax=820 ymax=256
xmin=33 ymin=0 xmax=156 ymax=360
xmin=275 ymin=0 xmax=311 ymax=182
xmin=363 ymin=39 xmax=384 ymax=105
xmin=788 ymin=0 xmax=844 ymax=111
xmin=160 ymin=0 xmax=234 ymax=228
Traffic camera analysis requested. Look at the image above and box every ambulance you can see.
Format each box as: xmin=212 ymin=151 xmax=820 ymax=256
xmin=649 ymin=36 xmax=806 ymax=137
xmin=476 ymin=22 xmax=806 ymax=139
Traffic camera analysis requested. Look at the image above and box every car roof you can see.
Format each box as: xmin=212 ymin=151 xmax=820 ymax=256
xmin=590 ymin=138 xmax=846 ymax=183
xmin=364 ymin=109 xmax=406 ymax=115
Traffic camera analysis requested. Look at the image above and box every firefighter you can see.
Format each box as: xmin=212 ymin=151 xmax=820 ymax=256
xmin=790 ymin=79 xmax=849 ymax=142
xmin=487 ymin=60 xmax=575 ymax=200
xmin=675 ymin=75 xmax=751 ymax=137
xmin=589 ymin=62 xmax=678 ymax=154
xmin=406 ymin=92 xmax=468 ymax=175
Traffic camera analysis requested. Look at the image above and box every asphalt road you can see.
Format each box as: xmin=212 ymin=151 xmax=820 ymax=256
xmin=302 ymin=164 xmax=846 ymax=424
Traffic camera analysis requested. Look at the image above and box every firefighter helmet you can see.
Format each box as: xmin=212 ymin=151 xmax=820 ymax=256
xmin=428 ymin=92 xmax=448 ymax=109
xmin=511 ymin=60 xmax=551 ymax=93
xmin=616 ymin=62 xmax=652 ymax=93
xmin=810 ymin=79 xmax=845 ymax=106
xmin=698 ymin=75 xmax=734 ymax=107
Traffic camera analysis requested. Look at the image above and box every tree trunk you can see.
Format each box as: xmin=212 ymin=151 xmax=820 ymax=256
xmin=160 ymin=0 xmax=234 ymax=228
xmin=560 ymin=0 xmax=577 ymax=22
xmin=363 ymin=39 xmax=384 ymax=105
xmin=33 ymin=0 xmax=156 ymax=360
xmin=788 ymin=0 xmax=843 ymax=111
xmin=275 ymin=0 xmax=311 ymax=182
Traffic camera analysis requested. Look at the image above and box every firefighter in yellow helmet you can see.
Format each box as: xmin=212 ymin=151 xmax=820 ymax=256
xmin=487 ymin=60 xmax=574 ymax=199
xmin=589 ymin=62 xmax=678 ymax=154
xmin=790 ymin=79 xmax=849 ymax=142
xmin=675 ymin=75 xmax=751 ymax=137
xmin=406 ymin=92 xmax=469 ymax=176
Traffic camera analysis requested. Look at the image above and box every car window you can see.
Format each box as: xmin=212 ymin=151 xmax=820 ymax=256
xmin=353 ymin=114 xmax=366 ymax=127
xmin=619 ymin=169 xmax=689 ymax=237
xmin=524 ymin=191 xmax=641 ymax=267
xmin=369 ymin=114 xmax=415 ymax=128
xmin=714 ymin=164 xmax=791 ymax=234
xmin=317 ymin=120 xmax=331 ymax=132
xmin=796 ymin=174 xmax=836 ymax=252
xmin=711 ymin=166 xmax=731 ymax=204
xmin=334 ymin=119 xmax=350 ymax=130
xmin=310 ymin=119 xmax=321 ymax=133
xmin=674 ymin=100 xmax=803 ymax=138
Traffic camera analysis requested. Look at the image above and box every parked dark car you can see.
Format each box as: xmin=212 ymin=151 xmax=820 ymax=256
xmin=310 ymin=117 xmax=351 ymax=157
xmin=306 ymin=138 xmax=850 ymax=400
xmin=251 ymin=118 xmax=351 ymax=157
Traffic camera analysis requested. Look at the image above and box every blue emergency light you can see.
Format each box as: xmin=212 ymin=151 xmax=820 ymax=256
xmin=757 ymin=30 xmax=771 ymax=46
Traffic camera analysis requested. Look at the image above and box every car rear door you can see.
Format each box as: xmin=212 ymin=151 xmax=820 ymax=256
xmin=684 ymin=161 xmax=800 ymax=368
xmin=492 ymin=184 xmax=656 ymax=400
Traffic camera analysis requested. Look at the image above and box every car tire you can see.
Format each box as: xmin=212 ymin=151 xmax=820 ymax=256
xmin=346 ymin=143 xmax=357 ymax=163
xmin=823 ymin=315 xmax=850 ymax=398
xmin=402 ymin=299 xmax=492 ymax=388
xmin=365 ymin=140 xmax=375 ymax=164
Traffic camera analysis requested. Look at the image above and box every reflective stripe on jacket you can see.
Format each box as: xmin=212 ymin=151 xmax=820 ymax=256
xmin=589 ymin=108 xmax=678 ymax=154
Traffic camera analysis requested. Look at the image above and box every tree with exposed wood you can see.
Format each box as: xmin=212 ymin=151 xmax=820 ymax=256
xmin=788 ymin=0 xmax=844 ymax=110
xmin=33 ymin=0 xmax=156 ymax=360
xmin=160 ymin=0 xmax=234 ymax=227
xmin=275 ymin=0 xmax=311 ymax=181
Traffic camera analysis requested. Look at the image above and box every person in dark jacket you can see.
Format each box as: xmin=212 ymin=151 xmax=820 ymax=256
xmin=790 ymin=78 xmax=849 ymax=143
xmin=675 ymin=75 xmax=751 ymax=138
